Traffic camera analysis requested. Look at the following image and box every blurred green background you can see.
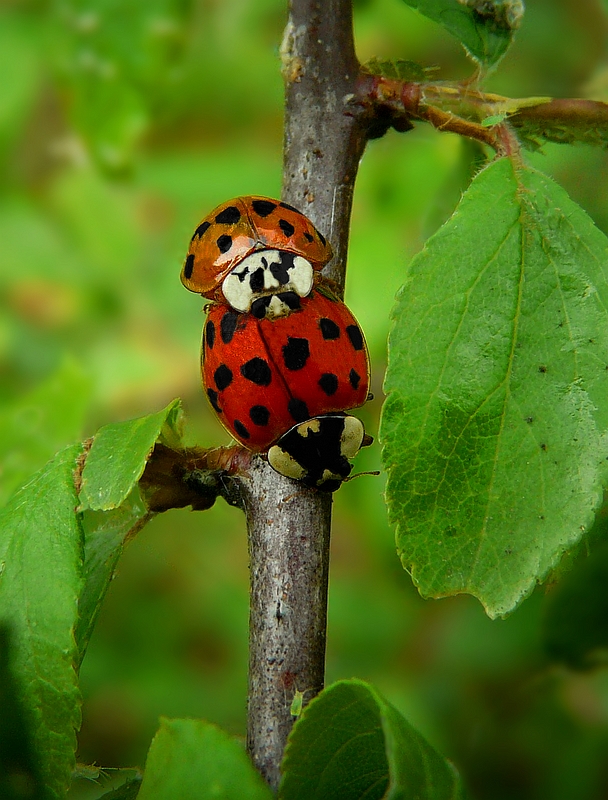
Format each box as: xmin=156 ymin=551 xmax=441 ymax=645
xmin=2 ymin=0 xmax=608 ymax=797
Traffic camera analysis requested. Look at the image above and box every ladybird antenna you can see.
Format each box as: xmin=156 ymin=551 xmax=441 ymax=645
xmin=343 ymin=470 xmax=381 ymax=483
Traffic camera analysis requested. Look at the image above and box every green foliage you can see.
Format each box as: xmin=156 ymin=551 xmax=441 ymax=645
xmin=76 ymin=489 xmax=150 ymax=665
xmin=0 ymin=445 xmax=84 ymax=799
xmin=0 ymin=11 xmax=42 ymax=163
xmin=76 ymin=400 xmax=184 ymax=661
xmin=48 ymin=0 xmax=194 ymax=173
xmin=137 ymin=718 xmax=273 ymax=800
xmin=2 ymin=0 xmax=608 ymax=798
xmin=0 ymin=358 xmax=91 ymax=507
xmin=70 ymin=767 xmax=142 ymax=800
xmin=381 ymin=156 xmax=608 ymax=617
xmin=280 ymin=679 xmax=467 ymax=799
xmin=0 ymin=400 xmax=192 ymax=797
xmin=362 ymin=56 xmax=432 ymax=81
xmin=399 ymin=0 xmax=523 ymax=68
xmin=97 ymin=779 xmax=142 ymax=800
xmin=79 ymin=399 xmax=182 ymax=511
xmin=0 ymin=627 xmax=44 ymax=800
xmin=543 ymin=537 xmax=608 ymax=669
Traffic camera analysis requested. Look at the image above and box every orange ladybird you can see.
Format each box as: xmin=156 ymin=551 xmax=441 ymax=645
xmin=181 ymin=196 xmax=333 ymax=301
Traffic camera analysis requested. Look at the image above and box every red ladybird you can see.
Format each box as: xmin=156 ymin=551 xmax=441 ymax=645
xmin=182 ymin=196 xmax=371 ymax=489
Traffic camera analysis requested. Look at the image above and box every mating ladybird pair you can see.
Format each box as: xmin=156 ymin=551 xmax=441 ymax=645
xmin=181 ymin=196 xmax=371 ymax=491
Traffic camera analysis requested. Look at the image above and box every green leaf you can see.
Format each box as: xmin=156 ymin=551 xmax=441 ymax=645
xmin=70 ymin=767 xmax=142 ymax=799
xmin=381 ymin=157 xmax=608 ymax=617
xmin=96 ymin=777 xmax=143 ymax=799
xmin=137 ymin=718 xmax=273 ymax=800
xmin=543 ymin=539 xmax=608 ymax=668
xmin=76 ymin=401 xmax=184 ymax=662
xmin=279 ymin=679 xmax=467 ymax=799
xmin=0 ymin=444 xmax=84 ymax=799
xmin=0 ymin=358 xmax=91 ymax=508
xmin=79 ymin=399 xmax=182 ymax=511
xmin=0 ymin=627 xmax=45 ymax=800
xmin=400 ymin=0 xmax=524 ymax=68
xmin=75 ymin=489 xmax=150 ymax=664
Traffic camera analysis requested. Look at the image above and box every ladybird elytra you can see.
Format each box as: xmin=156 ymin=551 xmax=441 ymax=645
xmin=201 ymin=290 xmax=369 ymax=452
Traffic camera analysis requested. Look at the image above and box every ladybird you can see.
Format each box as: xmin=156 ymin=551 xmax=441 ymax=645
xmin=203 ymin=288 xmax=369 ymax=450
xmin=184 ymin=196 xmax=371 ymax=490
xmin=268 ymin=414 xmax=367 ymax=491
xmin=181 ymin=196 xmax=333 ymax=301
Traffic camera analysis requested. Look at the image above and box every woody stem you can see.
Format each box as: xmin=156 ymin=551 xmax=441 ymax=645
xmin=242 ymin=0 xmax=370 ymax=790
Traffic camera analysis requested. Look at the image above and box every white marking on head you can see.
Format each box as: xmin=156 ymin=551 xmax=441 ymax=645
xmin=266 ymin=295 xmax=289 ymax=319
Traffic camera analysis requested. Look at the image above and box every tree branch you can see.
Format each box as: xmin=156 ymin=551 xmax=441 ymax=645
xmin=356 ymin=72 xmax=608 ymax=152
xmin=281 ymin=0 xmax=369 ymax=291
xmin=243 ymin=0 xmax=373 ymax=790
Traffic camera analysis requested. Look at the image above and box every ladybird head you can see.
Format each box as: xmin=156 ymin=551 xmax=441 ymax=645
xmin=181 ymin=196 xmax=333 ymax=300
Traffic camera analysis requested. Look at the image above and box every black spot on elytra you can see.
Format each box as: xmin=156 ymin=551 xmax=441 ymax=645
xmin=217 ymin=234 xmax=233 ymax=254
xmin=241 ymin=357 xmax=272 ymax=386
xmin=346 ymin=325 xmax=364 ymax=351
xmin=283 ymin=337 xmax=310 ymax=370
xmin=288 ymin=398 xmax=310 ymax=422
xmin=252 ymin=199 xmax=276 ymax=217
xmin=349 ymin=369 xmax=361 ymax=390
xmin=215 ymin=206 xmax=241 ymax=225
xmin=233 ymin=419 xmax=250 ymax=439
xmin=207 ymin=388 xmax=222 ymax=413
xmin=249 ymin=405 xmax=270 ymax=426
xmin=193 ymin=220 xmax=211 ymax=239
xmin=220 ymin=311 xmax=239 ymax=344
xmin=320 ymin=318 xmax=340 ymax=340
xmin=279 ymin=201 xmax=300 ymax=213
xmin=205 ymin=320 xmax=215 ymax=350
xmin=214 ymin=364 xmax=233 ymax=391
xmin=184 ymin=253 xmax=195 ymax=279
xmin=317 ymin=230 xmax=327 ymax=246
xmin=303 ymin=232 xmax=314 ymax=242
xmin=279 ymin=219 xmax=295 ymax=237
xmin=319 ymin=373 xmax=338 ymax=396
